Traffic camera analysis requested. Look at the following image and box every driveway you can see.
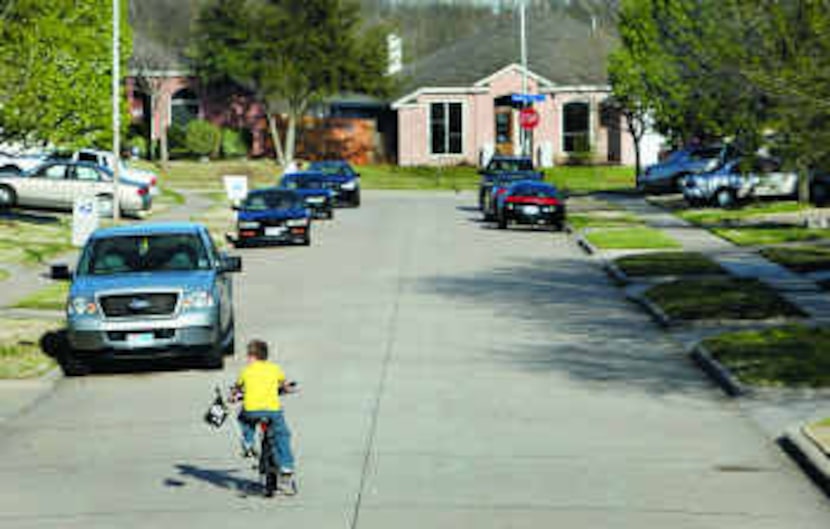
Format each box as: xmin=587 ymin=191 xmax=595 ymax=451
xmin=0 ymin=191 xmax=827 ymax=528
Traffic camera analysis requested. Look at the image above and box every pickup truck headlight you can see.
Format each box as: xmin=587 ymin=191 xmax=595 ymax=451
xmin=286 ymin=218 xmax=309 ymax=227
xmin=182 ymin=290 xmax=215 ymax=310
xmin=68 ymin=297 xmax=98 ymax=316
xmin=340 ymin=180 xmax=357 ymax=191
xmin=238 ymin=221 xmax=260 ymax=229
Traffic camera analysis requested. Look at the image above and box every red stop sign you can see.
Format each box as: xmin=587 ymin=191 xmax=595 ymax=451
xmin=519 ymin=107 xmax=540 ymax=130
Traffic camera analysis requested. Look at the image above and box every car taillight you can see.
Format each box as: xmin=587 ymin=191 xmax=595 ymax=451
xmin=137 ymin=187 xmax=148 ymax=196
xmin=506 ymin=196 xmax=560 ymax=206
xmin=150 ymin=177 xmax=157 ymax=186
xmin=496 ymin=188 xmax=508 ymax=195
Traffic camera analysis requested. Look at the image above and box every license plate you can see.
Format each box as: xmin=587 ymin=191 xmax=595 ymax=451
xmin=265 ymin=227 xmax=286 ymax=236
xmin=126 ymin=333 xmax=154 ymax=347
xmin=306 ymin=197 xmax=325 ymax=204
xmin=523 ymin=205 xmax=540 ymax=215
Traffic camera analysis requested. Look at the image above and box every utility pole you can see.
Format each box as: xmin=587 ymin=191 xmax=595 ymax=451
xmin=519 ymin=1 xmax=529 ymax=157
xmin=112 ymin=0 xmax=121 ymax=221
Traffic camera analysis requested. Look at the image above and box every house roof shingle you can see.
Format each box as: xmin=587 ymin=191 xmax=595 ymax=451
xmin=398 ymin=11 xmax=615 ymax=95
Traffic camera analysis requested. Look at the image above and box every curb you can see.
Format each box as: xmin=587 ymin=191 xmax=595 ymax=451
xmin=0 ymin=366 xmax=63 ymax=425
xmin=689 ymin=343 xmax=747 ymax=397
xmin=603 ymin=260 xmax=630 ymax=286
xmin=574 ymin=233 xmax=597 ymax=255
xmin=625 ymin=290 xmax=673 ymax=328
xmin=779 ymin=427 xmax=830 ymax=496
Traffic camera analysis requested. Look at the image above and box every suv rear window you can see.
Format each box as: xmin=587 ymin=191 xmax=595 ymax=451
xmin=487 ymin=158 xmax=533 ymax=172
xmin=78 ymin=234 xmax=211 ymax=275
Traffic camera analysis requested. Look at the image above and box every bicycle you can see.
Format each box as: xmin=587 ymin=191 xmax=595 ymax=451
xmin=207 ymin=383 xmax=299 ymax=497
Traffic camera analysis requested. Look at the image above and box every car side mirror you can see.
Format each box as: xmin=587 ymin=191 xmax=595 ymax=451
xmin=220 ymin=255 xmax=242 ymax=274
xmin=50 ymin=263 xmax=72 ymax=281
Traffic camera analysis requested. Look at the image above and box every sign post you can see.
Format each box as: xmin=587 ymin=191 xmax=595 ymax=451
xmin=72 ymin=196 xmax=100 ymax=248
xmin=223 ymin=175 xmax=249 ymax=204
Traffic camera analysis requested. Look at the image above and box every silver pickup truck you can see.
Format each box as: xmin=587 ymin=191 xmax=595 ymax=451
xmin=52 ymin=222 xmax=241 ymax=375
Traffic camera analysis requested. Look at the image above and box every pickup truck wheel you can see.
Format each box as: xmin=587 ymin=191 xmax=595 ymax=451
xmin=0 ymin=185 xmax=16 ymax=209
xmin=203 ymin=345 xmax=224 ymax=370
xmin=60 ymin=350 xmax=90 ymax=377
xmin=497 ymin=215 xmax=508 ymax=230
xmin=222 ymin=321 xmax=236 ymax=357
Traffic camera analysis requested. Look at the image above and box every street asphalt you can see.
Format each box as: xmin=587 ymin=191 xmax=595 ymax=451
xmin=0 ymin=191 xmax=827 ymax=528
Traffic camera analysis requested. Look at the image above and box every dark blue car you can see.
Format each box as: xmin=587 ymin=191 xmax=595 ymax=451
xmin=477 ymin=155 xmax=541 ymax=211
xmin=232 ymin=188 xmax=312 ymax=247
xmin=494 ymin=180 xmax=566 ymax=231
xmin=483 ymin=171 xmax=544 ymax=220
xmin=307 ymin=160 xmax=361 ymax=207
xmin=280 ymin=171 xmax=335 ymax=219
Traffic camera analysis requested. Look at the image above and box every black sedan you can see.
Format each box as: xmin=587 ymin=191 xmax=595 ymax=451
xmin=494 ymin=181 xmax=566 ymax=231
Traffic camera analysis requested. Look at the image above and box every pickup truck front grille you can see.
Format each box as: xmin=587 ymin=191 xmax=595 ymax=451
xmin=99 ymin=293 xmax=179 ymax=318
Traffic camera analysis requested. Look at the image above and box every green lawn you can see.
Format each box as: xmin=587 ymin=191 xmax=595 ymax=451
xmin=137 ymin=160 xmax=635 ymax=194
xmin=13 ymin=282 xmax=69 ymax=311
xmin=760 ymin=245 xmax=830 ymax=273
xmin=0 ymin=318 xmax=59 ymax=379
xmin=614 ymin=252 xmax=726 ymax=277
xmin=546 ymin=165 xmax=634 ymax=194
xmin=712 ymin=226 xmax=830 ymax=246
xmin=568 ymin=211 xmax=644 ymax=230
xmin=0 ymin=216 xmax=73 ymax=266
xmin=704 ymin=325 xmax=830 ymax=387
xmin=677 ymin=202 xmax=808 ymax=226
xmin=585 ymin=227 xmax=681 ymax=250
xmin=646 ymin=278 xmax=805 ymax=321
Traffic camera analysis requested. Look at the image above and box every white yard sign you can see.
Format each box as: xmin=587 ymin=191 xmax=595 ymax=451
xmin=223 ymin=175 xmax=249 ymax=203
xmin=72 ymin=196 xmax=99 ymax=248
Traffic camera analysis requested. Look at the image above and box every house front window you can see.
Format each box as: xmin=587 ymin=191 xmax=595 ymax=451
xmin=562 ymin=102 xmax=590 ymax=153
xmin=430 ymin=102 xmax=463 ymax=155
xmin=170 ymin=88 xmax=200 ymax=128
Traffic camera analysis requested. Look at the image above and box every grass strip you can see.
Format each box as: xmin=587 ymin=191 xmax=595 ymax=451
xmin=0 ymin=342 xmax=56 ymax=379
xmin=646 ymin=278 xmax=805 ymax=321
xmin=760 ymin=245 xmax=830 ymax=273
xmin=14 ymin=283 xmax=69 ymax=311
xmin=585 ymin=227 xmax=680 ymax=250
xmin=0 ymin=268 xmax=8 ymax=282
xmin=712 ymin=226 xmax=830 ymax=246
xmin=677 ymin=202 xmax=808 ymax=226
xmin=568 ymin=212 xmax=644 ymax=230
xmin=704 ymin=325 xmax=830 ymax=387
xmin=615 ymin=252 xmax=725 ymax=277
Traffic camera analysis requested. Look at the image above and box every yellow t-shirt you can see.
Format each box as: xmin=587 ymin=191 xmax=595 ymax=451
xmin=237 ymin=361 xmax=286 ymax=412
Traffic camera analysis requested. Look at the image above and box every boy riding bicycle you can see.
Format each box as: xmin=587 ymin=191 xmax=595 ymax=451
xmin=234 ymin=339 xmax=297 ymax=493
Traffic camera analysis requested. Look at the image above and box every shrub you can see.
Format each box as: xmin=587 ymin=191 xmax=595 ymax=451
xmin=185 ymin=120 xmax=221 ymax=158
xmin=127 ymin=135 xmax=147 ymax=158
xmin=221 ymin=128 xmax=249 ymax=159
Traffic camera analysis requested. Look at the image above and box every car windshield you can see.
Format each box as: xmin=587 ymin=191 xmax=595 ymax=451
xmin=309 ymin=162 xmax=353 ymax=176
xmin=242 ymin=191 xmax=300 ymax=210
xmin=511 ymin=185 xmax=556 ymax=198
xmin=285 ymin=177 xmax=325 ymax=189
xmin=77 ymin=234 xmax=211 ymax=276
xmin=487 ymin=158 xmax=533 ymax=171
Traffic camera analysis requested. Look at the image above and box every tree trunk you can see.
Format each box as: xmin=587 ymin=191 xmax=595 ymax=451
xmin=284 ymin=113 xmax=298 ymax=166
xmin=266 ymin=113 xmax=286 ymax=166
xmin=633 ymin=136 xmax=642 ymax=186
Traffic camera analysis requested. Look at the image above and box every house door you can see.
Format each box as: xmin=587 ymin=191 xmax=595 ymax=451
xmin=495 ymin=108 xmax=514 ymax=155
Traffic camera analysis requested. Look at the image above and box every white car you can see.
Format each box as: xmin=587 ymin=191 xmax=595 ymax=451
xmin=0 ymin=151 xmax=48 ymax=174
xmin=683 ymin=158 xmax=799 ymax=207
xmin=0 ymin=160 xmax=152 ymax=217
xmin=63 ymin=149 xmax=160 ymax=196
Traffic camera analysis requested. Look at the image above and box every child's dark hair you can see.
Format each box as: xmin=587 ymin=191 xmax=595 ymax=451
xmin=247 ymin=340 xmax=269 ymax=360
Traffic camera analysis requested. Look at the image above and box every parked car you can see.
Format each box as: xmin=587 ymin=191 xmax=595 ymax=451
xmin=0 ymin=160 xmax=152 ymax=216
xmin=0 ymin=151 xmax=48 ymax=174
xmin=494 ymin=180 xmax=566 ymax=231
xmin=478 ymin=155 xmax=540 ymax=211
xmin=483 ymin=171 xmax=545 ymax=220
xmin=638 ymin=145 xmax=727 ymax=194
xmin=683 ymin=157 xmax=798 ymax=208
xmin=52 ymin=222 xmax=241 ymax=375
xmin=279 ymin=172 xmax=335 ymax=219
xmin=307 ymin=160 xmax=361 ymax=207
xmin=231 ymin=188 xmax=312 ymax=247
xmin=47 ymin=149 xmax=160 ymax=196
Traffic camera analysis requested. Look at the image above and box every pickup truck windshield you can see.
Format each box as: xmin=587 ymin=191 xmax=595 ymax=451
xmin=77 ymin=234 xmax=211 ymax=276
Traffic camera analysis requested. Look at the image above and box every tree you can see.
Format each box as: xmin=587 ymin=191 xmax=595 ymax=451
xmin=192 ymin=0 xmax=391 ymax=165
xmin=0 ymin=0 xmax=132 ymax=148
xmin=608 ymin=51 xmax=649 ymax=182
xmin=131 ymin=40 xmax=172 ymax=166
